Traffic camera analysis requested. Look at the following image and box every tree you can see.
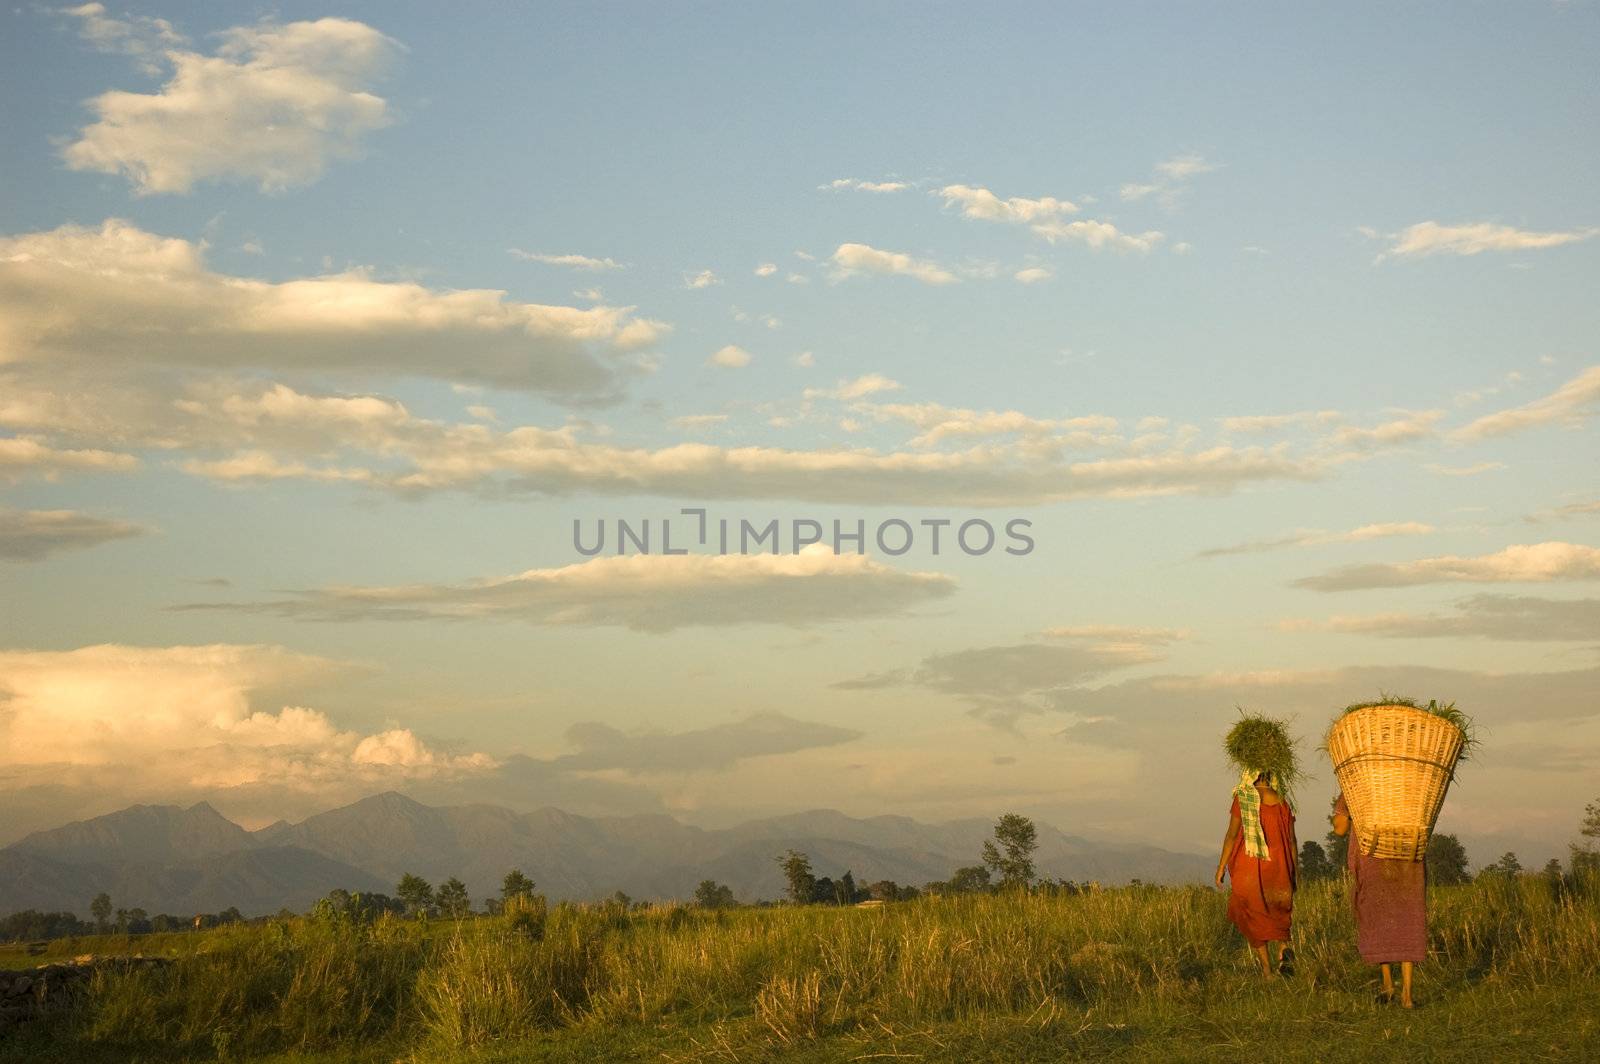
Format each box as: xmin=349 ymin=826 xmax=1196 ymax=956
xmin=947 ymin=865 xmax=992 ymax=895
xmin=1426 ymin=833 xmax=1471 ymax=886
xmin=501 ymin=869 xmax=536 ymax=904
xmin=397 ymin=873 xmax=434 ymax=916
xmin=1573 ymin=798 xmax=1600 ymax=875
xmin=693 ymin=880 xmax=736 ymax=908
xmin=809 ymin=876 xmax=836 ymax=905
xmin=980 ymin=813 xmax=1038 ymax=891
xmin=777 ymin=850 xmax=816 ymax=905
xmin=1543 ymin=858 xmax=1564 ymax=880
xmin=836 ymin=870 xmax=859 ymax=905
xmin=1324 ymin=828 xmax=1349 ymax=871
xmin=436 ymin=877 xmax=471 ymax=918
xmin=1481 ymin=852 xmax=1522 ymax=879
xmin=608 ymin=890 xmax=632 ymax=909
xmin=1297 ymin=840 xmax=1335 ymax=881
xmin=89 ymin=892 xmax=112 ymax=932
xmin=865 ymin=880 xmax=900 ymax=903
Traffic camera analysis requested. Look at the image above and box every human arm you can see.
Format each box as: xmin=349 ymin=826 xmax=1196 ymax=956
xmin=1216 ymin=801 xmax=1241 ymax=888
xmin=1330 ymin=794 xmax=1350 ymax=838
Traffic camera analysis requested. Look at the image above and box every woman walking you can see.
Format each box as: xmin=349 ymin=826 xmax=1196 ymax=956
xmin=1331 ymin=793 xmax=1426 ymax=1007
xmin=1216 ymin=768 xmax=1298 ymax=978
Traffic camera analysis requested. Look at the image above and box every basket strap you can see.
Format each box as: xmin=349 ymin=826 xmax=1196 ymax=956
xmin=1333 ymin=750 xmax=1459 ymax=780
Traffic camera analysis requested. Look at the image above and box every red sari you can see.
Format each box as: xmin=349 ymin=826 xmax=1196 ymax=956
xmin=1226 ymin=796 xmax=1297 ymax=946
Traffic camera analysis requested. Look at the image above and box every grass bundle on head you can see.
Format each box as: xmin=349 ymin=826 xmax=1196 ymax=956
xmin=1337 ymin=692 xmax=1479 ymax=761
xmin=1223 ymin=711 xmax=1303 ymax=797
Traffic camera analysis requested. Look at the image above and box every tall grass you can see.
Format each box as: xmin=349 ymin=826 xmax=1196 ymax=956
xmin=31 ymin=872 xmax=1600 ymax=1059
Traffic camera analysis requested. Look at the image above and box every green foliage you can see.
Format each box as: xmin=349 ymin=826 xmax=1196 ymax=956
xmin=396 ymin=874 xmax=434 ymax=917
xmin=1297 ymin=839 xmax=1335 ymax=881
xmin=29 ymin=869 xmax=1600 ymax=1062
xmin=776 ymin=849 xmax=816 ymax=905
xmin=693 ymin=879 xmax=736 ymax=909
xmin=89 ymin=892 xmax=112 ymax=930
xmin=500 ymin=869 xmax=536 ymax=904
xmin=1427 ymin=832 xmax=1473 ymax=885
xmin=436 ymin=878 xmax=471 ymax=919
xmin=1222 ymin=711 xmax=1302 ymax=792
xmin=981 ymin=813 xmax=1039 ymax=890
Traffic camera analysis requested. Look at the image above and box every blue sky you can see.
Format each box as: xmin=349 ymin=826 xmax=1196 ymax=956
xmin=1 ymin=2 xmax=1597 ymax=867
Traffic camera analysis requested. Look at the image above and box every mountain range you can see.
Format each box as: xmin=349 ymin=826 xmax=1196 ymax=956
xmin=0 ymin=793 xmax=1211 ymax=917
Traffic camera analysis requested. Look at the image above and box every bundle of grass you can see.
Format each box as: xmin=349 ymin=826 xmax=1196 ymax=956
xmin=1223 ymin=711 xmax=1302 ymax=797
xmin=1326 ymin=694 xmax=1475 ymax=860
xmin=1337 ymin=694 xmax=1478 ymax=758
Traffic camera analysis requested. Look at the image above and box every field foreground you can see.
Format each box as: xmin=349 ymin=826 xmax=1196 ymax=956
xmin=2 ymin=874 xmax=1597 ymax=1063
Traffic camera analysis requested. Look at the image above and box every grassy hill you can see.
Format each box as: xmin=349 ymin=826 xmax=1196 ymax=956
xmin=2 ymin=871 xmax=1597 ymax=1062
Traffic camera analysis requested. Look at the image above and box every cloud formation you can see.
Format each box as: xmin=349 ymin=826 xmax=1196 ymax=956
xmin=1295 ymin=542 xmax=1600 ymax=591
xmin=508 ymin=249 xmax=624 ymax=271
xmin=831 ymin=243 xmax=957 ymax=285
xmin=1281 ymin=594 xmax=1600 ymax=641
xmin=559 ymin=712 xmax=863 ymax=773
xmin=939 ymin=184 xmax=1163 ymax=251
xmin=174 ymin=546 xmax=958 ymax=632
xmin=1197 ymin=521 xmax=1434 ymax=559
xmin=1378 ymin=221 xmax=1598 ymax=261
xmin=0 ymin=220 xmax=666 ymax=396
xmin=0 ymin=508 xmax=144 ymax=561
xmin=0 ymin=643 xmax=492 ymax=782
xmin=63 ymin=17 xmax=400 ymax=194
xmin=1454 ymin=365 xmax=1600 ymax=440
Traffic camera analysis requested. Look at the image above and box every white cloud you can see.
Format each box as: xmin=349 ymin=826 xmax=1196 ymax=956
xmin=1014 ymin=266 xmax=1052 ymax=284
xmin=0 ymin=220 xmax=667 ymax=397
xmin=938 ymin=184 xmax=1079 ymax=223
xmin=1119 ymin=154 xmax=1217 ymax=209
xmin=0 ymin=643 xmax=491 ymax=775
xmin=804 ymin=374 xmax=902 ymax=401
xmin=754 ymin=263 xmax=778 ymax=277
xmin=177 ymin=546 xmax=958 ymax=633
xmin=1378 ymin=221 xmax=1598 ymax=261
xmin=1032 ymin=219 xmax=1164 ymax=253
xmin=63 ymin=17 xmax=400 ymax=194
xmin=1454 ymin=365 xmax=1600 ymax=440
xmin=1330 ymin=410 xmax=1441 ymax=451
xmin=61 ymin=2 xmax=185 ymax=75
xmin=508 ymin=249 xmax=624 ymax=271
xmin=826 ymin=178 xmax=908 ymax=193
xmin=0 ymin=435 xmax=138 ymax=480
xmin=793 ymin=351 xmax=816 ymax=368
xmin=1197 ymin=521 xmax=1434 ymax=559
xmin=707 ymin=344 xmax=752 ymax=368
xmin=685 ymin=269 xmax=721 ymax=289
xmin=1154 ymin=154 xmax=1217 ymax=181
xmin=1296 ymin=542 xmax=1600 ymax=591
xmin=0 ymin=508 xmax=144 ymax=561
xmin=831 ymin=243 xmax=957 ymax=285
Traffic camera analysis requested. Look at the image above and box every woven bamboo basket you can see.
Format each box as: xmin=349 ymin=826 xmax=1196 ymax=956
xmin=1327 ymin=704 xmax=1465 ymax=860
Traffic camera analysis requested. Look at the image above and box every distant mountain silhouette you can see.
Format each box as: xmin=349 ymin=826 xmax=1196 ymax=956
xmin=0 ymin=793 xmax=1209 ymax=917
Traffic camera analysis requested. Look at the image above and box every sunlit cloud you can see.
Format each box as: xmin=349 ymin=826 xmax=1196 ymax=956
xmin=173 ymin=546 xmax=959 ymax=633
xmin=1295 ymin=542 xmax=1600 ymax=591
xmin=62 ymin=16 xmax=400 ymax=194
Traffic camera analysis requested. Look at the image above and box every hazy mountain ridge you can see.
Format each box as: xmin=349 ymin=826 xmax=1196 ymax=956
xmin=2 ymin=793 xmax=1211 ymax=917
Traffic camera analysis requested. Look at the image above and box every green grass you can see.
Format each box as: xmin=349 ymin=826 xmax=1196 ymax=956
xmin=4 ymin=873 xmax=1597 ymax=1062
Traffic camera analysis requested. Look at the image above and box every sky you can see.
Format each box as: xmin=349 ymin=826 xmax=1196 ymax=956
xmin=1 ymin=2 xmax=1597 ymax=868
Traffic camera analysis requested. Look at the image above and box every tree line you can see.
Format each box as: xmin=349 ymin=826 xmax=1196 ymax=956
xmin=4 ymin=798 xmax=1597 ymax=943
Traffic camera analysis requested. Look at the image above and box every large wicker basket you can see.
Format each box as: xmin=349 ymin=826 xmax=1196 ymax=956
xmin=1326 ymin=704 xmax=1465 ymax=861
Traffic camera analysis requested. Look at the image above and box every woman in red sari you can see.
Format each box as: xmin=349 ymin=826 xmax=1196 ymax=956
xmin=1215 ymin=770 xmax=1298 ymax=978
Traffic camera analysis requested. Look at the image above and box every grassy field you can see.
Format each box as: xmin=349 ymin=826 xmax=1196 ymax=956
xmin=2 ymin=872 xmax=1597 ymax=1062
